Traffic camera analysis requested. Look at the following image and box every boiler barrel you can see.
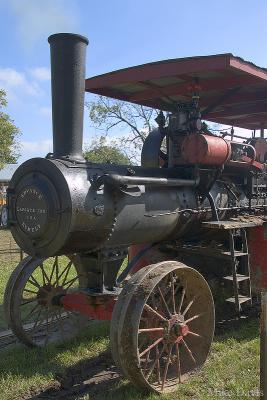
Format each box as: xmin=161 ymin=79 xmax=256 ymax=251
xmin=7 ymin=158 xmax=203 ymax=257
xmin=8 ymin=156 xmax=232 ymax=257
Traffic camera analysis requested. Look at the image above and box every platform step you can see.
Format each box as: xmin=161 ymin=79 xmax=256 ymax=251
xmin=202 ymin=220 xmax=263 ymax=229
xmin=226 ymin=295 xmax=252 ymax=304
xmin=221 ymin=251 xmax=248 ymax=257
xmin=223 ymin=274 xmax=250 ymax=282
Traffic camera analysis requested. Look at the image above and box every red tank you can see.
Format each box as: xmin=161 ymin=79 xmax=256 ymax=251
xmin=181 ymin=134 xmax=231 ymax=165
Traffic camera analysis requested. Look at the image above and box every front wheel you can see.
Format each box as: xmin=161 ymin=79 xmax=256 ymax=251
xmin=4 ymin=255 xmax=89 ymax=347
xmin=110 ymin=261 xmax=215 ymax=393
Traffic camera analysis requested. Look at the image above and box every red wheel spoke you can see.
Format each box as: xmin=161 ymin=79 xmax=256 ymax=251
xmin=55 ymin=256 xmax=59 ymax=284
xmin=22 ymin=303 xmax=41 ymax=323
xmin=156 ymin=345 xmax=161 ymax=384
xmin=29 ymin=307 xmax=48 ymax=335
xmin=182 ymin=296 xmax=197 ymax=317
xmin=181 ymin=338 xmax=196 ymax=364
xmin=61 ymin=262 xmax=73 ymax=286
xmin=57 ymin=261 xmax=72 ymax=284
xmin=28 ymin=275 xmax=41 ymax=289
xmin=184 ymin=313 xmax=203 ymax=324
xmin=29 ymin=307 xmax=44 ymax=334
xmin=188 ymin=330 xmax=202 ymax=338
xmin=23 ymin=288 xmax=38 ymax=295
xmin=139 ymin=327 xmax=164 ymax=334
xmin=63 ymin=275 xmax=79 ymax=290
xmin=161 ymin=344 xmax=173 ymax=391
xmin=40 ymin=264 xmax=50 ymax=286
xmin=171 ymin=273 xmax=176 ymax=314
xmin=175 ymin=342 xmax=182 ymax=383
xmin=142 ymin=349 xmax=151 ymax=373
xmin=49 ymin=257 xmax=57 ymax=283
xmin=145 ymin=343 xmax=166 ymax=380
xmin=139 ymin=335 xmax=149 ymax=353
xmin=144 ymin=304 xmax=167 ymax=322
xmin=157 ymin=286 xmax=172 ymax=317
xmin=20 ymin=297 xmax=37 ymax=306
xmin=139 ymin=337 xmax=163 ymax=358
xmin=177 ymin=285 xmax=186 ymax=313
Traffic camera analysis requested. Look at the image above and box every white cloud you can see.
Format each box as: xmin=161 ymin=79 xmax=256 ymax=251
xmin=30 ymin=67 xmax=50 ymax=81
xmin=0 ymin=68 xmax=41 ymax=101
xmin=21 ymin=139 xmax=53 ymax=155
xmin=39 ymin=106 xmax=52 ymax=118
xmin=6 ymin=0 xmax=78 ymax=51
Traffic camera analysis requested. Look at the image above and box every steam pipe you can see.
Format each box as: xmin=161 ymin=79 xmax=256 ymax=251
xmin=94 ymin=173 xmax=200 ymax=190
xmin=48 ymin=33 xmax=89 ymax=162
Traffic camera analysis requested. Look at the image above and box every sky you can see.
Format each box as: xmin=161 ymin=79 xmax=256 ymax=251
xmin=0 ymin=0 xmax=267 ymax=164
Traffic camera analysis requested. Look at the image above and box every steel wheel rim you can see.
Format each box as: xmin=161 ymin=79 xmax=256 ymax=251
xmin=112 ymin=261 xmax=215 ymax=393
xmin=111 ymin=262 xmax=164 ymax=371
xmin=4 ymin=255 xmax=88 ymax=347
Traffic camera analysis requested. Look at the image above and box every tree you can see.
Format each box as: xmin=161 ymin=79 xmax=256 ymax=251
xmin=0 ymin=90 xmax=20 ymax=169
xmin=87 ymin=96 xmax=161 ymax=163
xmin=84 ymin=135 xmax=131 ymax=165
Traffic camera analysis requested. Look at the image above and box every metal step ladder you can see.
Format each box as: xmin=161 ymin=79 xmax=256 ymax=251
xmin=223 ymin=228 xmax=252 ymax=313
xmin=202 ymin=220 xmax=257 ymax=314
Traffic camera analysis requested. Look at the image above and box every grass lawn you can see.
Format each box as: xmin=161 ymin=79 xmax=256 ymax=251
xmin=0 ymin=230 xmax=262 ymax=400
xmin=0 ymin=229 xmax=22 ymax=330
xmin=0 ymin=317 xmax=260 ymax=400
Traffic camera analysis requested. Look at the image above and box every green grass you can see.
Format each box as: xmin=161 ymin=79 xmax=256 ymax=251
xmin=0 ymin=259 xmax=18 ymax=329
xmin=0 ymin=318 xmax=260 ymax=400
xmin=0 ymin=321 xmax=110 ymax=400
xmin=0 ymin=230 xmax=261 ymax=400
xmin=75 ymin=318 xmax=260 ymax=400
xmin=0 ymin=230 xmax=21 ymax=329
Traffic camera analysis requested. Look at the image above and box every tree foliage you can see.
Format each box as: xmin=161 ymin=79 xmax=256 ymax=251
xmin=87 ymin=96 xmax=159 ymax=163
xmin=0 ymin=90 xmax=20 ymax=169
xmin=84 ymin=135 xmax=131 ymax=165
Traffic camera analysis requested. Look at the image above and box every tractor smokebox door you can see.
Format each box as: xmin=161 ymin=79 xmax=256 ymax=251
xmin=16 ymin=186 xmax=48 ymax=237
xmin=181 ymin=134 xmax=231 ymax=165
xmin=11 ymin=168 xmax=62 ymax=247
xmin=8 ymin=159 xmax=72 ymax=257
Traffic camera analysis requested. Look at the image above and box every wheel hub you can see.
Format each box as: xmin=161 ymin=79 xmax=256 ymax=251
xmin=37 ymin=284 xmax=66 ymax=307
xmin=165 ymin=314 xmax=189 ymax=343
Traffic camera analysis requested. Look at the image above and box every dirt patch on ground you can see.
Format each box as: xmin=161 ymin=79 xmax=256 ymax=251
xmin=24 ymin=350 xmax=121 ymax=400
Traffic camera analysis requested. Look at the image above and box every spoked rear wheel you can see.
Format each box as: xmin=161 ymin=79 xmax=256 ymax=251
xmin=110 ymin=261 xmax=215 ymax=393
xmin=4 ymin=255 xmax=89 ymax=347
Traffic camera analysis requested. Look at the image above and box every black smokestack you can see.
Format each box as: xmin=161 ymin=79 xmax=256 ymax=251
xmin=48 ymin=33 xmax=89 ymax=162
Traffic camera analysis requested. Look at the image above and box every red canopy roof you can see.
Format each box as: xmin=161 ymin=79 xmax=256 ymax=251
xmin=85 ymin=53 xmax=267 ymax=130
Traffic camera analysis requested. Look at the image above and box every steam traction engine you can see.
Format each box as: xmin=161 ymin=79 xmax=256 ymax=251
xmin=4 ymin=33 xmax=267 ymax=393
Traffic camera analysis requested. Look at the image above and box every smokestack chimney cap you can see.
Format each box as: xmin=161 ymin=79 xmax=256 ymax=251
xmin=48 ymin=33 xmax=89 ymax=45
